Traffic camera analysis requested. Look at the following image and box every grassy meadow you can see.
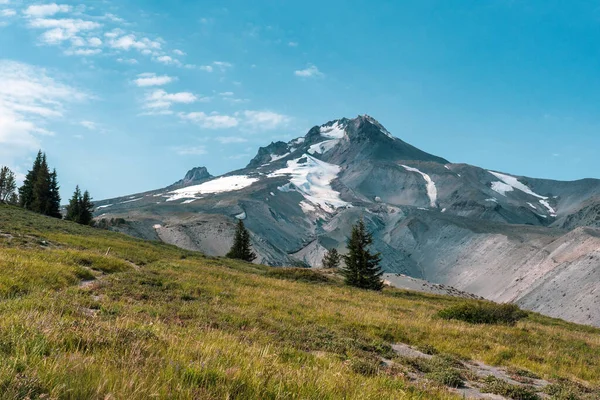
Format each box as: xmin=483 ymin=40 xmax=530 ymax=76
xmin=0 ymin=204 xmax=599 ymax=399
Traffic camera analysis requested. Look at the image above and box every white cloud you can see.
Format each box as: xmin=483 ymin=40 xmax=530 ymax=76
xmin=88 ymin=37 xmax=102 ymax=47
xmin=173 ymin=49 xmax=186 ymax=56
xmin=241 ymin=110 xmax=290 ymax=130
xmin=102 ymin=13 xmax=125 ymax=24
xmin=178 ymin=110 xmax=289 ymax=131
xmin=155 ymin=55 xmax=181 ymax=66
xmin=179 ymin=112 xmax=239 ymax=129
xmin=213 ymin=61 xmax=233 ymax=71
xmin=174 ymin=145 xmax=206 ymax=155
xmin=64 ymin=48 xmax=101 ymax=56
xmin=1 ymin=9 xmax=16 ymax=17
xmin=24 ymin=3 xmax=71 ymax=18
xmin=198 ymin=65 xmax=213 ymax=72
xmin=117 ymin=57 xmax=138 ymax=65
xmin=294 ymin=64 xmax=324 ymax=78
xmin=216 ymin=136 xmax=247 ymax=144
xmin=28 ymin=18 xmax=102 ymax=45
xmin=109 ymin=34 xmax=161 ymax=51
xmin=80 ymin=120 xmax=97 ymax=130
xmin=288 ymin=41 xmax=298 ymax=47
xmin=219 ymin=92 xmax=234 ymax=97
xmin=133 ymin=73 xmax=175 ymax=87
xmin=0 ymin=60 xmax=87 ymax=164
xmin=141 ymin=89 xmax=202 ymax=115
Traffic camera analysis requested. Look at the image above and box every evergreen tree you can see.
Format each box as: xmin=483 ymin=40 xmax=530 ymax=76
xmin=66 ymin=186 xmax=95 ymax=225
xmin=19 ymin=152 xmax=61 ymax=218
xmin=0 ymin=166 xmax=17 ymax=203
xmin=66 ymin=186 xmax=82 ymax=223
xmin=80 ymin=190 xmax=94 ymax=225
xmin=322 ymin=248 xmax=341 ymax=269
xmin=48 ymin=169 xmax=62 ymax=218
xmin=226 ymin=219 xmax=257 ymax=262
xmin=19 ymin=151 xmax=44 ymax=210
xmin=341 ymin=219 xmax=384 ymax=291
xmin=31 ymin=154 xmax=51 ymax=215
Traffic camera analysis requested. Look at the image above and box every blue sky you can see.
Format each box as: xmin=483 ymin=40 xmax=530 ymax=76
xmin=1 ymin=0 xmax=600 ymax=200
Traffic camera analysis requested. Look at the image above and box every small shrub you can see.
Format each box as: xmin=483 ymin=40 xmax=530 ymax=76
xmin=545 ymin=378 xmax=598 ymax=400
xmin=417 ymin=344 xmax=438 ymax=355
xmin=426 ymin=369 xmax=463 ymax=388
xmin=481 ymin=376 xmax=540 ymax=400
xmin=350 ymin=358 xmax=381 ymax=377
xmin=266 ymin=268 xmax=331 ymax=283
xmin=437 ymin=302 xmax=528 ymax=325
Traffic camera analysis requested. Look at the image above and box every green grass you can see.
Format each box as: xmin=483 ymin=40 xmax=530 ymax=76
xmin=0 ymin=204 xmax=600 ymax=399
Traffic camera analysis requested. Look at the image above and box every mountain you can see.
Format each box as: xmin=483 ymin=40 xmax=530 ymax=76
xmin=94 ymin=115 xmax=600 ymax=327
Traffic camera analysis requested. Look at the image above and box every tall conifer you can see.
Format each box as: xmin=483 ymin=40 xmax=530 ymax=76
xmin=341 ymin=219 xmax=384 ymax=291
xmin=226 ymin=220 xmax=257 ymax=262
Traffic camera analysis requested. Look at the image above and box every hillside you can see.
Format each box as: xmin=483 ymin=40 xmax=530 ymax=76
xmin=1 ymin=204 xmax=599 ymax=399
xmin=93 ymin=115 xmax=600 ymax=327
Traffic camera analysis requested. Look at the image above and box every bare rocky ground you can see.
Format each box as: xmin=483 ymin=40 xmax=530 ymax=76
xmin=386 ymin=343 xmax=552 ymax=399
xmin=383 ymin=273 xmax=484 ymax=299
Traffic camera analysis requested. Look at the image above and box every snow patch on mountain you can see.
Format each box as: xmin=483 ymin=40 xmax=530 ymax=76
xmin=489 ymin=171 xmax=557 ymax=216
xmin=491 ymin=181 xmax=514 ymax=196
xmin=539 ymin=199 xmax=557 ymax=217
xmin=308 ymin=139 xmax=339 ymax=155
xmin=270 ymin=152 xmax=291 ymax=163
xmin=167 ymin=175 xmax=259 ymax=201
xmin=402 ymin=165 xmax=438 ymax=208
xmin=269 ymin=154 xmax=349 ymax=213
xmin=320 ymin=122 xmax=346 ymax=139
xmin=120 ymin=197 xmax=142 ymax=204
xmin=96 ymin=204 xmax=113 ymax=210
xmin=489 ymin=171 xmax=547 ymax=199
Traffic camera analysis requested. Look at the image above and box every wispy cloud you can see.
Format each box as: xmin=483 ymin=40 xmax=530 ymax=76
xmin=216 ymin=136 xmax=248 ymax=144
xmin=294 ymin=64 xmax=324 ymax=78
xmin=242 ymin=110 xmax=290 ymax=130
xmin=80 ymin=120 xmax=97 ymax=130
xmin=1 ymin=9 xmax=16 ymax=17
xmin=23 ymin=3 xmax=72 ymax=18
xmin=179 ymin=112 xmax=240 ymax=129
xmin=174 ymin=145 xmax=207 ymax=155
xmin=141 ymin=89 xmax=203 ymax=115
xmin=133 ymin=73 xmax=175 ymax=87
xmin=0 ymin=60 xmax=88 ymax=162
xmin=155 ymin=55 xmax=181 ymax=66
xmin=178 ymin=110 xmax=289 ymax=131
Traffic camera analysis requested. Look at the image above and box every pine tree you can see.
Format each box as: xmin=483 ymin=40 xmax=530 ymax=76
xmin=31 ymin=154 xmax=51 ymax=215
xmin=19 ymin=151 xmax=44 ymax=210
xmin=48 ymin=169 xmax=62 ymax=218
xmin=66 ymin=186 xmax=82 ymax=223
xmin=226 ymin=219 xmax=257 ymax=262
xmin=66 ymin=186 xmax=95 ymax=225
xmin=80 ymin=190 xmax=94 ymax=225
xmin=322 ymin=248 xmax=341 ymax=269
xmin=0 ymin=166 xmax=17 ymax=203
xmin=341 ymin=219 xmax=384 ymax=291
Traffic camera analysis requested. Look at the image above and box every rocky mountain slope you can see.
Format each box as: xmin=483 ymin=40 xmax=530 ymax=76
xmin=94 ymin=115 xmax=600 ymax=327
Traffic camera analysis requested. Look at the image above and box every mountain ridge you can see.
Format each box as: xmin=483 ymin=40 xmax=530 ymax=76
xmin=93 ymin=115 xmax=600 ymax=327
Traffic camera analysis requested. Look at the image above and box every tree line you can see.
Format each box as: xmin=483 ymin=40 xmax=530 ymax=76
xmin=227 ymin=219 xmax=384 ymax=291
xmin=0 ymin=151 xmax=95 ymax=226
